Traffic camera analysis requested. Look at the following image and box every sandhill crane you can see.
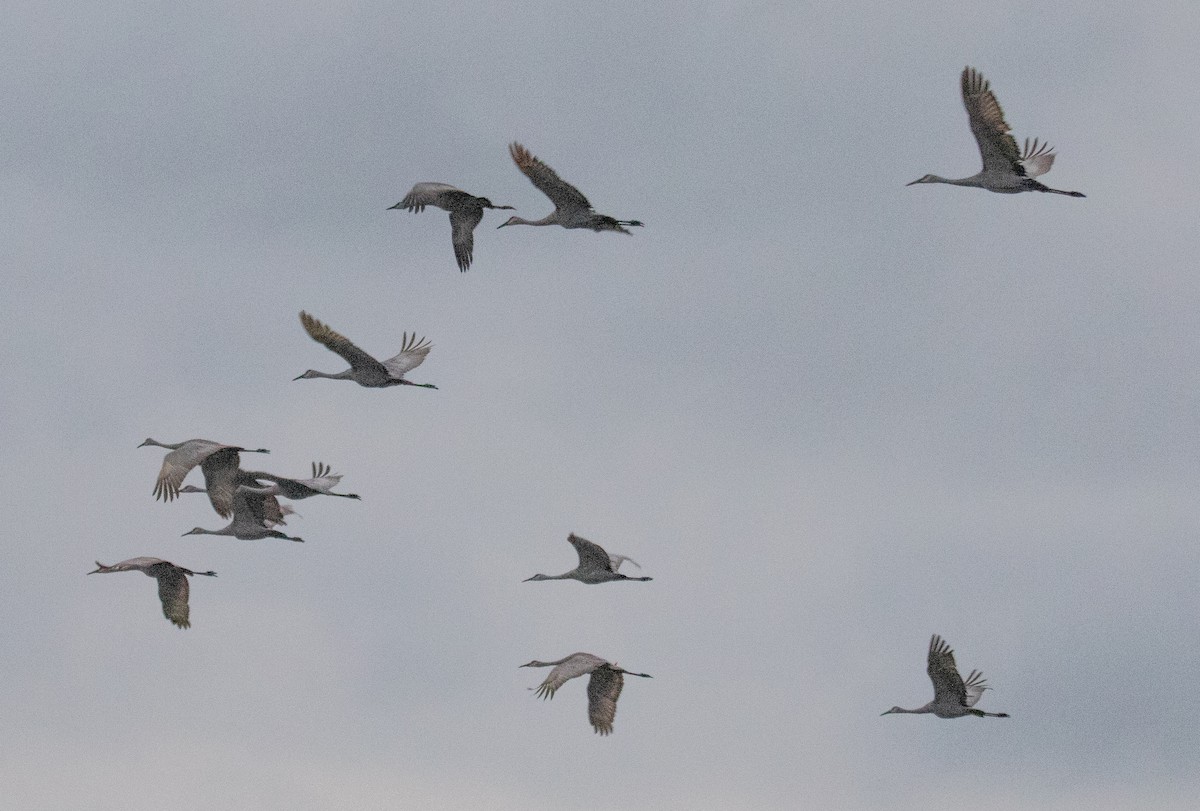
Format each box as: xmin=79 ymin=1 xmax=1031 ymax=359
xmin=498 ymin=142 xmax=643 ymax=233
xmin=523 ymin=533 xmax=652 ymax=585
xmin=294 ymin=311 xmax=437 ymax=389
xmin=178 ymin=484 xmax=297 ymax=527
xmin=238 ymin=462 xmax=361 ymax=501
xmin=907 ymin=67 xmax=1085 ymax=197
xmin=521 ymin=652 xmax=652 ymax=735
xmin=882 ymin=634 xmax=1010 ymax=719
xmin=389 ymin=182 xmax=514 ymax=272
xmin=139 ymin=438 xmax=269 ymax=518
xmin=89 ymin=557 xmax=216 ymax=629
xmin=182 ymin=490 xmax=303 ymax=542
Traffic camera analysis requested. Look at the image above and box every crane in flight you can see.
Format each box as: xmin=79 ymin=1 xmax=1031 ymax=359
xmin=523 ymin=533 xmax=652 ymax=585
xmin=882 ymin=634 xmax=1010 ymax=719
xmin=182 ymin=490 xmax=303 ymax=542
xmin=907 ymin=67 xmax=1085 ymax=197
xmin=139 ymin=438 xmax=269 ymax=518
xmin=89 ymin=557 xmax=216 ymax=629
xmin=294 ymin=311 xmax=437 ymax=389
xmin=389 ymin=182 xmax=514 ymax=272
xmin=521 ymin=652 xmax=652 ymax=735
xmin=498 ymin=142 xmax=643 ymax=233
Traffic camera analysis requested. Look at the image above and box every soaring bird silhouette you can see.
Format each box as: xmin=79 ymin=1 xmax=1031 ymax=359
xmin=89 ymin=557 xmax=217 ymax=629
xmin=139 ymin=438 xmax=269 ymax=518
xmin=523 ymin=533 xmax=652 ymax=585
xmin=882 ymin=634 xmax=1010 ymax=719
xmin=498 ymin=142 xmax=643 ymax=233
xmin=389 ymin=182 xmax=514 ymax=271
xmin=521 ymin=652 xmax=652 ymax=735
xmin=294 ymin=311 xmax=437 ymax=389
xmin=907 ymin=67 xmax=1084 ymax=197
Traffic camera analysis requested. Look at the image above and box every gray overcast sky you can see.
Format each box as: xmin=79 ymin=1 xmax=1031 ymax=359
xmin=3 ymin=2 xmax=1199 ymax=809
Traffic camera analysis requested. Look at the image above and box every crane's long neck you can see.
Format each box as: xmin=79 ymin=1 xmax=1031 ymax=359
xmin=932 ymin=174 xmax=984 ymax=187
xmin=504 ymin=214 xmax=558 ymax=227
xmin=309 ymin=370 xmax=355 ymax=380
xmin=141 ymin=439 xmax=182 ymax=450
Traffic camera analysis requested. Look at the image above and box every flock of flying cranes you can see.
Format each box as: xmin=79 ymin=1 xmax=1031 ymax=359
xmin=90 ymin=66 xmax=1081 ymax=732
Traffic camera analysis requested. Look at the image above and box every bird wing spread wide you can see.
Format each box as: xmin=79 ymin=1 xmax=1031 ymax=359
xmin=398 ymin=182 xmax=467 ymax=212
xmin=157 ymin=568 xmax=191 ymax=629
xmin=927 ymin=634 xmax=969 ymax=705
xmin=961 ymin=67 xmax=1024 ymax=176
xmin=153 ymin=440 xmax=225 ymax=503
xmin=608 ymin=553 xmax=641 ymax=572
xmin=381 ymin=333 xmax=432 ymax=377
xmin=449 ymin=206 xmax=484 ymax=272
xmin=509 ymin=142 xmax=593 ymax=212
xmin=587 ymin=666 xmax=624 ymax=735
xmin=199 ymin=447 xmax=243 ymax=518
xmin=1018 ymin=137 xmax=1056 ymax=179
xmin=299 ymin=311 xmax=390 ymax=376
xmin=961 ymin=669 xmax=990 ymax=707
xmin=568 ymin=534 xmax=615 ymax=572
xmin=534 ymin=653 xmax=605 ymax=700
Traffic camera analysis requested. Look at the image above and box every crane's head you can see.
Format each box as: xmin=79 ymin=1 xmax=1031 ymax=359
xmin=522 ymin=573 xmax=552 ymax=582
xmin=181 ymin=527 xmax=208 ymax=536
xmin=137 ymin=438 xmax=158 ymax=448
xmin=88 ymin=562 xmax=111 ymax=574
xmin=497 ymin=216 xmax=521 ymax=229
xmin=519 ymin=660 xmax=549 ymax=668
xmin=880 ymin=706 xmax=905 ymax=715
xmin=293 ymin=370 xmax=320 ymax=381
xmin=906 ymin=174 xmax=940 ymax=186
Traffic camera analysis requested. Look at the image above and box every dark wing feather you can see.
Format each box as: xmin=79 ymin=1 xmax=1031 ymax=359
xmin=508 ymin=142 xmax=593 ymax=212
xmin=587 ymin=666 xmax=624 ymax=735
xmin=961 ymin=67 xmax=1024 ymax=176
xmin=299 ymin=311 xmax=390 ymax=376
xmin=568 ymin=533 xmax=615 ymax=573
xmin=927 ymin=634 xmax=969 ymax=705
xmin=156 ymin=567 xmax=191 ymax=629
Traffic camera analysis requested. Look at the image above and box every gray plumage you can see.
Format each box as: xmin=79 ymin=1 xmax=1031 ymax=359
xmin=521 ymin=652 xmax=652 ymax=735
xmin=89 ymin=557 xmax=217 ymax=629
xmin=294 ymin=311 xmax=437 ymax=389
xmin=523 ymin=533 xmax=652 ymax=585
xmin=139 ymin=438 xmax=269 ymax=518
xmin=882 ymin=634 xmax=1010 ymax=719
xmin=389 ymin=182 xmax=514 ymax=271
xmin=907 ymin=67 xmax=1085 ymax=196
xmin=497 ymin=142 xmax=644 ymax=233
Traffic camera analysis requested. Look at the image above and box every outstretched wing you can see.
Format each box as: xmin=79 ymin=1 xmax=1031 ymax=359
xmin=961 ymin=67 xmax=1024 ymax=176
xmin=568 ymin=533 xmax=615 ymax=573
xmin=533 ymin=653 xmax=606 ymax=700
xmin=961 ymin=669 xmax=991 ymax=708
xmin=449 ymin=205 xmax=484 ymax=272
xmin=396 ymin=182 xmax=467 ymax=213
xmin=152 ymin=440 xmax=225 ymax=503
xmin=381 ymin=333 xmax=432 ymax=377
xmin=1018 ymin=137 xmax=1056 ymax=179
xmin=299 ymin=311 xmax=389 ymax=376
xmin=586 ymin=666 xmax=624 ymax=735
xmin=156 ymin=568 xmax=191 ymax=629
xmin=199 ymin=448 xmax=243 ymax=518
xmin=608 ymin=554 xmax=641 ymax=572
xmin=509 ymin=142 xmax=593 ymax=213
xmin=927 ymin=634 xmax=969 ymax=706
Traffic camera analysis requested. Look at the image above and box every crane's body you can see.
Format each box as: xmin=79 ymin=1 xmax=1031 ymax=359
xmin=294 ymin=311 xmax=437 ymax=389
xmin=908 ymin=67 xmax=1084 ymax=197
xmin=238 ymin=462 xmax=361 ymax=501
xmin=389 ymin=182 xmax=514 ymax=272
xmin=498 ymin=143 xmax=643 ymax=233
xmin=524 ymin=533 xmax=652 ymax=585
xmin=89 ymin=557 xmax=216 ymax=629
xmin=521 ymin=652 xmax=652 ymax=735
xmin=883 ymin=634 xmax=1010 ymax=719
xmin=139 ymin=438 xmax=269 ymax=518
xmin=182 ymin=490 xmax=303 ymax=542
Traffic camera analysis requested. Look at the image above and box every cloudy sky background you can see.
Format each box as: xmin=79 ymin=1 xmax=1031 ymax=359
xmin=3 ymin=2 xmax=1198 ymax=808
